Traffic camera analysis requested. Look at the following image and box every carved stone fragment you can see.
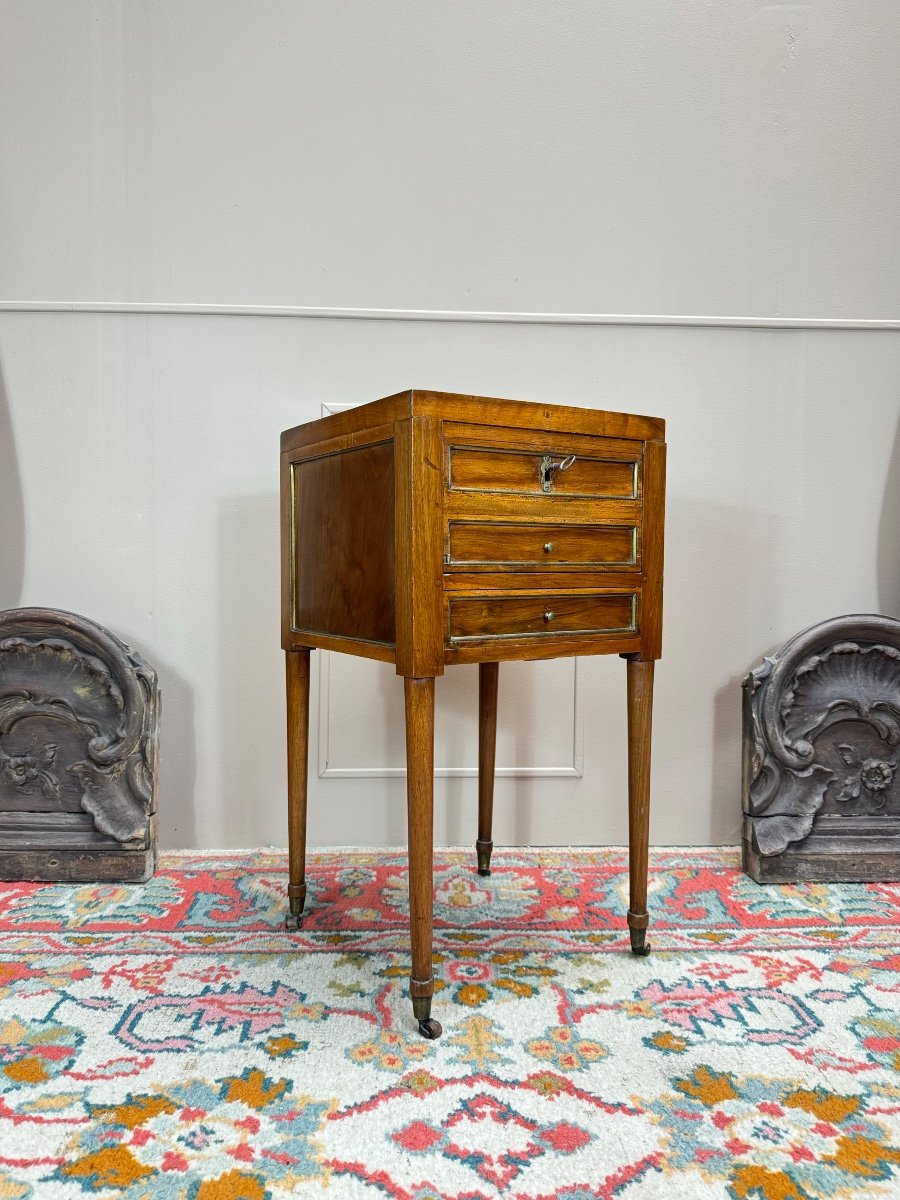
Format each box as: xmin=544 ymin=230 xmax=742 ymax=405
xmin=743 ymin=614 xmax=900 ymax=882
xmin=0 ymin=608 xmax=159 ymax=882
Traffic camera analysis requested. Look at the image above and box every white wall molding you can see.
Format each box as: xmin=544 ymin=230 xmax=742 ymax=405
xmin=0 ymin=300 xmax=897 ymax=331
xmin=316 ymin=652 xmax=584 ymax=779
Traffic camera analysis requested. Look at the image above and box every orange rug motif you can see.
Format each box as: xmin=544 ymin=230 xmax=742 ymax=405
xmin=0 ymin=847 xmax=898 ymax=1198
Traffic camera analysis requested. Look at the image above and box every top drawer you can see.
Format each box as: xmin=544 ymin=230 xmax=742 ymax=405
xmin=444 ymin=424 xmax=641 ymax=501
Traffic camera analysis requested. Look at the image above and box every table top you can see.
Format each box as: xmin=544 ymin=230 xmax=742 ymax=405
xmin=281 ymin=389 xmax=665 ymax=454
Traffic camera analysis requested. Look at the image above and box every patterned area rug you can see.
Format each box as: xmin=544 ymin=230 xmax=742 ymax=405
xmin=0 ymin=848 xmax=899 ymax=1199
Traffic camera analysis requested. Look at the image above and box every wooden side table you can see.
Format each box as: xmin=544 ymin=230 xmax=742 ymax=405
xmin=281 ymin=390 xmax=665 ymax=1038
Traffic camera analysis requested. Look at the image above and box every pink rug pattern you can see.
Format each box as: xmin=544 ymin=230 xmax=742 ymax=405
xmin=0 ymin=848 xmax=898 ymax=1198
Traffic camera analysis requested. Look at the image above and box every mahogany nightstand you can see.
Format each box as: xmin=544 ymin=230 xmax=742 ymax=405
xmin=280 ymin=390 xmax=665 ymax=1038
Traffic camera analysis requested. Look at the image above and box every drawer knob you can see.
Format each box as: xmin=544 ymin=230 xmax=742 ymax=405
xmin=540 ymin=454 xmax=576 ymax=493
xmin=543 ymin=542 xmax=554 ymax=553
xmin=543 ymin=610 xmax=555 ymax=622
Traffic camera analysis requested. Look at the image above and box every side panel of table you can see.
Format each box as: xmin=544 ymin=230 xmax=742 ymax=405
xmin=280 ymin=422 xmax=400 ymax=663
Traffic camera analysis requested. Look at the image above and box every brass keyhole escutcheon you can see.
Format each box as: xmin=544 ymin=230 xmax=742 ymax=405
xmin=540 ymin=454 xmax=576 ymax=493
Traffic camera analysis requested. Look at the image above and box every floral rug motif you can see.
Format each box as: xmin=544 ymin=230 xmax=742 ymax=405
xmin=0 ymin=848 xmax=898 ymax=1198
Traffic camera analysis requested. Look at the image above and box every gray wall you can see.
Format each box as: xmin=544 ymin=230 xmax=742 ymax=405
xmin=1 ymin=1 xmax=898 ymax=849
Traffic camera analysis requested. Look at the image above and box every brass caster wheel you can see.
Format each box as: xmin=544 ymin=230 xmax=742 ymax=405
xmin=284 ymin=912 xmax=304 ymax=931
xmin=477 ymin=867 xmax=491 ymax=878
xmin=630 ymin=938 xmax=651 ymax=957
xmin=418 ymin=1018 xmax=443 ymax=1040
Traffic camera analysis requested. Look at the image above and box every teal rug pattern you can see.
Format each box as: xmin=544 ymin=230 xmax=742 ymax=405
xmin=0 ymin=848 xmax=898 ymax=1198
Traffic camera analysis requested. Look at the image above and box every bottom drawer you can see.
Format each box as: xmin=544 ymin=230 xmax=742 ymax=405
xmin=448 ymin=592 xmax=637 ymax=642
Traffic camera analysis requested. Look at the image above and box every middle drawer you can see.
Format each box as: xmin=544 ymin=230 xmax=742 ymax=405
xmin=447 ymin=521 xmax=638 ymax=569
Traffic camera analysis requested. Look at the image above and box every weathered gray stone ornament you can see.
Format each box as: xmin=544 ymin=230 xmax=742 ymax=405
xmin=0 ymin=608 xmax=159 ymax=882
xmin=743 ymin=614 xmax=900 ymax=882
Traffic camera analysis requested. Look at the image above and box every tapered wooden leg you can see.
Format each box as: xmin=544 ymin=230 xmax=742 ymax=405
xmin=405 ymin=676 xmax=441 ymax=1038
xmin=285 ymin=648 xmax=311 ymax=929
xmin=626 ymin=656 xmax=654 ymax=956
xmin=476 ymin=662 xmax=499 ymax=876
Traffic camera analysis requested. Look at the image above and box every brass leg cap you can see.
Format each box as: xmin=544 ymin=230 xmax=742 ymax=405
xmin=629 ymin=930 xmax=651 ymax=956
xmin=476 ymin=842 xmax=493 ymax=876
xmin=411 ymin=994 xmax=433 ymax=1022
xmin=286 ymin=891 xmax=306 ymax=929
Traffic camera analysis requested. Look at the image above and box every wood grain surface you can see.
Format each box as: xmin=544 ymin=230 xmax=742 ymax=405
xmin=448 ymin=446 xmax=636 ymax=499
xmin=405 ymin=677 xmax=436 ymax=1002
xmin=292 ymin=439 xmax=396 ymax=645
xmin=285 ymin=648 xmax=311 ymax=916
xmin=625 ymin=656 xmax=655 ymax=949
xmin=477 ymin=661 xmax=499 ymax=873
xmin=448 ymin=521 xmax=637 ymax=568
xmin=280 ymin=390 xmax=666 ymax=1029
xmin=448 ymin=592 xmax=636 ymax=642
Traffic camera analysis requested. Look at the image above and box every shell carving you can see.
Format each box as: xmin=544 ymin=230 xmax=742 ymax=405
xmin=783 ymin=643 xmax=900 ymax=748
xmin=743 ymin=616 xmax=900 ymax=857
xmin=0 ymin=609 xmax=158 ymax=847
